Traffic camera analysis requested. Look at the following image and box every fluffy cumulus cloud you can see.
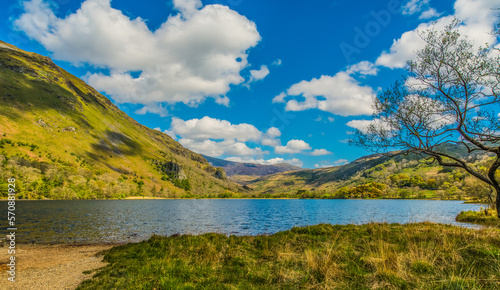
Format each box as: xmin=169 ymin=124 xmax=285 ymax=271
xmin=169 ymin=116 xmax=282 ymax=157
xmin=310 ymin=149 xmax=332 ymax=156
xmin=419 ymin=8 xmax=442 ymax=19
xmin=346 ymin=61 xmax=378 ymax=76
xmin=275 ymin=139 xmax=312 ymax=154
xmin=276 ymin=72 xmax=375 ymax=116
xmin=249 ymin=65 xmax=270 ymax=82
xmin=135 ymin=103 xmax=169 ymax=117
xmin=170 ymin=116 xmax=263 ymax=142
xmin=173 ymin=0 xmax=202 ymax=18
xmin=346 ymin=118 xmax=395 ymax=134
xmin=169 ymin=116 xmax=325 ymax=164
xmin=178 ymin=138 xmax=265 ymax=157
xmin=14 ymin=0 xmax=261 ymax=107
xmin=261 ymin=127 xmax=282 ymax=147
xmin=403 ymin=0 xmax=426 ymax=15
xmin=345 ymin=119 xmax=376 ymax=133
xmin=402 ymin=0 xmax=442 ymax=19
xmin=272 ymin=92 xmax=287 ymax=104
xmin=226 ymin=157 xmax=303 ymax=167
xmin=377 ymin=0 xmax=499 ymax=69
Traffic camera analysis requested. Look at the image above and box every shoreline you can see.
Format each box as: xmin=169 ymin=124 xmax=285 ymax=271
xmin=0 ymin=243 xmax=117 ymax=289
xmin=0 ymin=197 xmax=489 ymax=203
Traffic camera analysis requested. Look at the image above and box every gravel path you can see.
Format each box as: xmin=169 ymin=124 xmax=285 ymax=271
xmin=0 ymin=244 xmax=116 ymax=289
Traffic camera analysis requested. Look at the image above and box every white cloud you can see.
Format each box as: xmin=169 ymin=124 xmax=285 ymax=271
xmin=272 ymin=59 xmax=282 ymax=66
xmin=135 ymin=103 xmax=169 ymax=117
xmin=249 ymin=65 xmax=269 ymax=82
xmin=346 ymin=61 xmax=378 ymax=76
xmin=265 ymin=127 xmax=281 ymax=138
xmin=402 ymin=0 xmax=430 ymax=16
xmin=163 ymin=129 xmax=177 ymax=139
xmin=328 ymin=117 xmax=335 ymax=122
xmin=173 ymin=0 xmax=202 ymax=18
xmin=345 ymin=119 xmax=376 ymax=133
xmin=14 ymin=0 xmax=261 ymax=108
xmin=170 ymin=116 xmax=262 ymax=142
xmin=153 ymin=127 xmax=161 ymax=131
xmin=169 ymin=116 xmax=282 ymax=156
xmin=404 ymin=76 xmax=431 ymax=90
xmin=419 ymin=8 xmax=442 ymax=19
xmin=347 ymin=95 xmax=454 ymax=135
xmin=179 ymin=138 xmax=265 ymax=157
xmin=279 ymin=72 xmax=375 ymax=116
xmin=272 ymin=92 xmax=287 ymax=103
xmin=376 ymin=0 xmax=499 ymax=69
xmin=314 ymin=164 xmax=332 ymax=168
xmin=310 ymin=149 xmax=332 ymax=156
xmin=226 ymin=156 xmax=303 ymax=167
xmin=275 ymin=139 xmax=312 ymax=154
xmin=334 ymin=159 xmax=349 ymax=165
xmin=261 ymin=127 xmax=281 ymax=147
xmin=375 ymin=17 xmax=450 ymax=68
xmin=346 ymin=118 xmax=395 ymax=134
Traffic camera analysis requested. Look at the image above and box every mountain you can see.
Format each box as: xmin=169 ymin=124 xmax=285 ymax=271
xmin=0 ymin=41 xmax=244 ymax=199
xmin=202 ymin=155 xmax=301 ymax=180
xmin=248 ymin=149 xmax=494 ymax=201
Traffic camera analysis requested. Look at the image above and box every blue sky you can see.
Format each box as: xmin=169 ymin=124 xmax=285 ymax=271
xmin=2 ymin=0 xmax=499 ymax=168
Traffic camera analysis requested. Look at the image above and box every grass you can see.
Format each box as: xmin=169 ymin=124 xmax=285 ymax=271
xmin=456 ymin=209 xmax=500 ymax=227
xmin=78 ymin=223 xmax=500 ymax=289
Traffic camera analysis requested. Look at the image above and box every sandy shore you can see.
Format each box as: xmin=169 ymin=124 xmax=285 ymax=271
xmin=0 ymin=244 xmax=117 ymax=289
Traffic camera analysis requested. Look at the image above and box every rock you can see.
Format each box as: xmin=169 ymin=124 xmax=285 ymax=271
xmin=37 ymin=119 xmax=47 ymax=127
xmin=62 ymin=126 xmax=77 ymax=133
xmin=215 ymin=167 xmax=227 ymax=180
xmin=155 ymin=160 xmax=187 ymax=180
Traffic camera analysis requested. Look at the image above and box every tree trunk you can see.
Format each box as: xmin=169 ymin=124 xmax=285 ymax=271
xmin=496 ymin=185 xmax=500 ymax=219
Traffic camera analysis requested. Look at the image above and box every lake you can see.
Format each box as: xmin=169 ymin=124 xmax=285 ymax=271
xmin=2 ymin=199 xmax=483 ymax=244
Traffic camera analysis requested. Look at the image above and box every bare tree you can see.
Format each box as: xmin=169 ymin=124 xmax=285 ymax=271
xmin=351 ymin=21 xmax=500 ymax=217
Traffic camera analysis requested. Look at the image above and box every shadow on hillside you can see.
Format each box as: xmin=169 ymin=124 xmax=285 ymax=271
xmin=86 ymin=130 xmax=142 ymax=174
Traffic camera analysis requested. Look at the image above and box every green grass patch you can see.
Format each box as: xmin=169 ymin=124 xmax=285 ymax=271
xmin=78 ymin=223 xmax=500 ymax=289
xmin=456 ymin=209 xmax=500 ymax=227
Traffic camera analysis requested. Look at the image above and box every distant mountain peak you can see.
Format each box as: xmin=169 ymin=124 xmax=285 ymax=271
xmin=202 ymin=155 xmax=301 ymax=178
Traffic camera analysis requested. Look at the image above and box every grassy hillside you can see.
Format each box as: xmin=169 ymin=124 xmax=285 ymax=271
xmin=249 ymin=151 xmax=497 ymax=203
xmin=0 ymin=41 xmax=245 ymax=199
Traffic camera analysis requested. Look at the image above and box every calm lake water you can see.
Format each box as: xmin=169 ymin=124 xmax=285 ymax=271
xmin=2 ymin=199 xmax=483 ymax=244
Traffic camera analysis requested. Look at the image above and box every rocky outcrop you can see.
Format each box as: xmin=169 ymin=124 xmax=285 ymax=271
xmin=155 ymin=160 xmax=187 ymax=180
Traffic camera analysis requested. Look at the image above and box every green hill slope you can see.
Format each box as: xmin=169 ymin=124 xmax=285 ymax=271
xmin=0 ymin=41 xmax=243 ymax=199
xmin=249 ymin=150 xmax=495 ymax=202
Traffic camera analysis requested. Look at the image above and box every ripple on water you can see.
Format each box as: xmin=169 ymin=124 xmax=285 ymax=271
xmin=1 ymin=199 xmax=484 ymax=244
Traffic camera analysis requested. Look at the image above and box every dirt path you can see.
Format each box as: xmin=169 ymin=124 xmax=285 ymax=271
xmin=0 ymin=244 xmax=116 ymax=289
